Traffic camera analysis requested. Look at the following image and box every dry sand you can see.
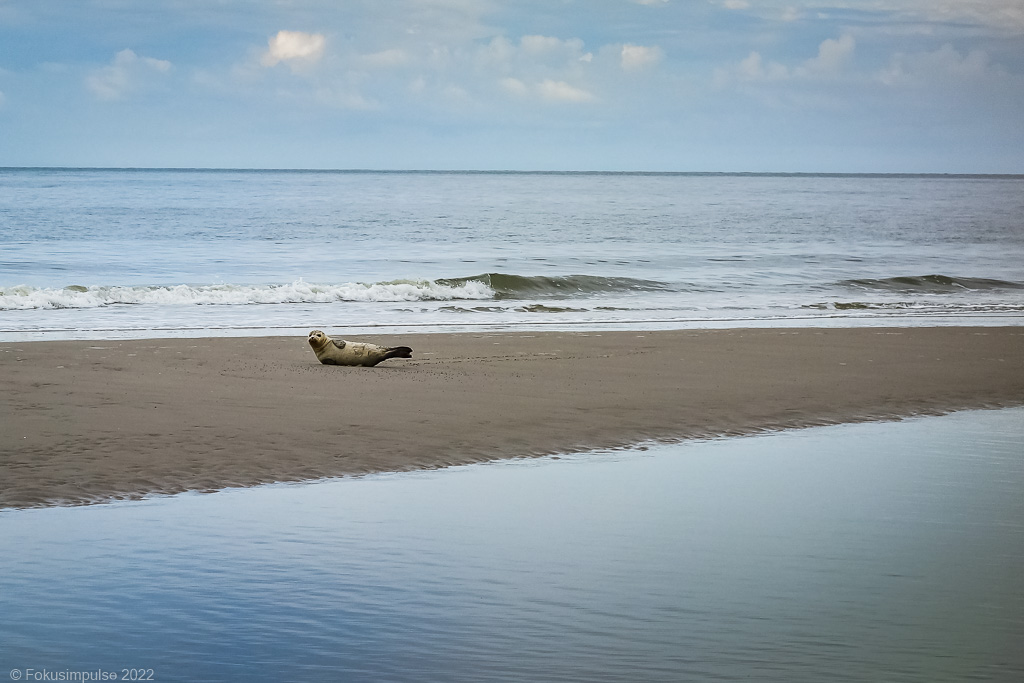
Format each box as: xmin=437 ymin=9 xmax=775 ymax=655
xmin=2 ymin=327 xmax=1023 ymax=509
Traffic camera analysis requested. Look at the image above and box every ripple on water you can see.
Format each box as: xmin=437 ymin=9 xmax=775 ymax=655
xmin=1 ymin=408 xmax=1022 ymax=682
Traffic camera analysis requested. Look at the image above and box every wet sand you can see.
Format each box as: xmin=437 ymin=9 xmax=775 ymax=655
xmin=2 ymin=327 xmax=1023 ymax=509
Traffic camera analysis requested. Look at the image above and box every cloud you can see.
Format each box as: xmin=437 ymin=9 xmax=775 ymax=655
xmin=497 ymin=35 xmax=595 ymax=82
xmin=733 ymin=51 xmax=789 ymax=82
xmin=716 ymin=34 xmax=855 ymax=84
xmin=538 ymin=79 xmax=596 ymax=103
xmin=516 ymin=35 xmax=589 ymax=63
xmin=465 ymin=33 xmax=603 ymax=104
xmin=738 ymin=0 xmax=1024 ymax=33
xmin=800 ymin=34 xmax=855 ymax=76
xmin=498 ymin=76 xmax=595 ymax=103
xmin=260 ymin=30 xmax=326 ymax=69
xmin=0 ymin=90 xmax=5 ymax=109
xmin=721 ymin=0 xmax=750 ymax=9
xmin=521 ymin=34 xmax=571 ymax=54
xmin=877 ymin=44 xmax=998 ymax=86
xmin=620 ymin=44 xmax=663 ymax=70
xmin=476 ymin=34 xmax=588 ymax=72
xmin=86 ymin=49 xmax=171 ymax=101
xmin=228 ymin=22 xmax=608 ymax=115
xmin=929 ymin=0 xmax=1024 ymax=32
xmin=860 ymin=0 xmax=1024 ymax=33
xmin=632 ymin=0 xmax=669 ymax=5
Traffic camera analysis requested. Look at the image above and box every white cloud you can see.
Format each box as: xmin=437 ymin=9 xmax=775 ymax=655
xmin=743 ymin=0 xmax=1024 ymax=33
xmin=521 ymin=35 xmax=568 ymax=54
xmin=0 ymin=90 xmax=5 ymax=108
xmin=930 ymin=0 xmax=1024 ymax=32
xmin=473 ymin=34 xmax=598 ymax=99
xmin=222 ymin=13 xmax=673 ymax=116
xmin=733 ymin=51 xmax=789 ymax=82
xmin=798 ymin=34 xmax=855 ymax=76
xmin=232 ymin=23 xmax=608 ymax=114
xmin=722 ymin=0 xmax=750 ymax=9
xmin=716 ymin=34 xmax=855 ymax=84
xmin=498 ymin=76 xmax=596 ymax=103
xmin=86 ymin=49 xmax=171 ymax=101
xmin=632 ymin=0 xmax=669 ymax=5
xmin=516 ymin=35 xmax=588 ymax=63
xmin=538 ymin=79 xmax=596 ymax=103
xmin=620 ymin=44 xmax=664 ymax=70
xmin=864 ymin=0 xmax=1024 ymax=32
xmin=260 ymin=30 xmax=326 ymax=69
xmin=877 ymin=44 xmax=997 ymax=86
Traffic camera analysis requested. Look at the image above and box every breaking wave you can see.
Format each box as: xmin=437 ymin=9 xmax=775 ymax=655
xmin=839 ymin=275 xmax=1024 ymax=293
xmin=0 ymin=279 xmax=494 ymax=311
xmin=0 ymin=273 xmax=673 ymax=311
xmin=436 ymin=273 xmax=672 ymax=299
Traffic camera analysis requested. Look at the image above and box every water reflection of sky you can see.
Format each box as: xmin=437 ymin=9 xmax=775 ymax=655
xmin=2 ymin=408 xmax=1023 ymax=682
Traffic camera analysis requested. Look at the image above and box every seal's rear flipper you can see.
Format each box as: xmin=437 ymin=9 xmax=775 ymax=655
xmin=385 ymin=346 xmax=413 ymax=359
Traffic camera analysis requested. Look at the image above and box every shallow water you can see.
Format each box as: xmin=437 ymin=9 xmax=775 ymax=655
xmin=2 ymin=170 xmax=1023 ymax=340
xmin=2 ymin=408 xmax=1022 ymax=682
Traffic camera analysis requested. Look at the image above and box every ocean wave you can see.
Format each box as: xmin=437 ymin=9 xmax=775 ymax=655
xmin=438 ymin=305 xmax=507 ymax=314
xmin=804 ymin=301 xmax=1024 ymax=312
xmin=0 ymin=279 xmax=495 ymax=311
xmin=438 ymin=304 xmax=592 ymax=314
xmin=839 ymin=274 xmax=1024 ymax=293
xmin=436 ymin=273 xmax=673 ymax=299
xmin=0 ymin=273 xmax=675 ymax=311
xmin=515 ymin=304 xmax=590 ymax=313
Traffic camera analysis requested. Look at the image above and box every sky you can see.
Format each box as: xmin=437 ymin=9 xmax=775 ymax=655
xmin=1 ymin=0 xmax=1022 ymax=172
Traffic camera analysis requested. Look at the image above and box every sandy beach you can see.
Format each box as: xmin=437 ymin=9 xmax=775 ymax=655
xmin=2 ymin=326 xmax=1023 ymax=509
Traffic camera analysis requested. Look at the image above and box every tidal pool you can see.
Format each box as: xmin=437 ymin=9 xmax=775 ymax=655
xmin=2 ymin=408 xmax=1022 ymax=682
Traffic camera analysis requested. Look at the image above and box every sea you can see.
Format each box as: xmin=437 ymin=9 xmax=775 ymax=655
xmin=2 ymin=168 xmax=1023 ymax=341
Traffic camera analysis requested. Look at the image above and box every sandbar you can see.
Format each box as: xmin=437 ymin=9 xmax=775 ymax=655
xmin=2 ymin=327 xmax=1023 ymax=509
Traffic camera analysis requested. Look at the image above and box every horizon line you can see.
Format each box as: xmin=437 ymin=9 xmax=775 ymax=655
xmin=2 ymin=166 xmax=1023 ymax=178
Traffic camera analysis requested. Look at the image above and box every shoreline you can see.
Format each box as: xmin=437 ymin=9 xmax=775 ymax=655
xmin=3 ymin=326 xmax=1023 ymax=509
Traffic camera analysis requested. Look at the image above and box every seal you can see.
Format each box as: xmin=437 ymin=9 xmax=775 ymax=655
xmin=307 ymin=329 xmax=413 ymax=367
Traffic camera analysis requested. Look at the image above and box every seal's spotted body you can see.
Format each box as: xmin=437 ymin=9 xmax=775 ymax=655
xmin=307 ymin=330 xmax=413 ymax=367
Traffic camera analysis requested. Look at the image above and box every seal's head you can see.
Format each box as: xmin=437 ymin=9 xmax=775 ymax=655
xmin=308 ymin=329 xmax=329 ymax=351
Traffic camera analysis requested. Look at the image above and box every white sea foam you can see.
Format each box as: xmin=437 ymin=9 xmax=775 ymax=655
xmin=0 ymin=279 xmax=497 ymax=310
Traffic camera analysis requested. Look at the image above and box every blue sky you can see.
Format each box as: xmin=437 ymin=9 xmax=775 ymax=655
xmin=1 ymin=0 xmax=1022 ymax=171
